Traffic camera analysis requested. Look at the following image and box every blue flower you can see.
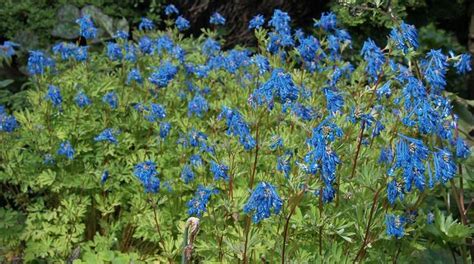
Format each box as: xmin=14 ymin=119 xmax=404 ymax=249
xmin=127 ymin=68 xmax=143 ymax=85
xmin=164 ymin=4 xmax=179 ymax=16
xmin=277 ymin=151 xmax=292 ymax=178
xmin=190 ymin=154 xmax=203 ymax=167
xmin=291 ymin=103 xmax=318 ymax=121
xmin=269 ymin=135 xmax=284 ymax=151
xmin=74 ymin=46 xmax=88 ymax=62
xmin=376 ymin=81 xmax=392 ymax=99
xmin=139 ymin=17 xmax=155 ymax=31
xmin=46 ymin=85 xmax=62 ymax=108
xmin=422 ymin=49 xmax=447 ymax=92
xmin=297 ymin=35 xmax=320 ymax=63
xmin=372 ymin=120 xmax=385 ymax=137
xmin=181 ymin=165 xmax=195 ymax=184
xmin=314 ymin=12 xmax=337 ymax=31
xmin=74 ymin=91 xmax=91 ymax=108
xmin=124 ymin=43 xmax=137 ymax=62
xmin=145 ymin=103 xmax=166 ymax=122
xmin=360 ymin=38 xmax=385 ymax=83
xmin=456 ymin=137 xmax=471 ymax=159
xmin=379 ymin=147 xmax=393 ymax=164
xmin=386 ymin=214 xmax=405 ymax=239
xmin=251 ymin=55 xmax=270 ymax=74
xmin=106 ymin=42 xmax=123 ymax=61
xmin=114 ymin=30 xmax=129 ymax=40
xmin=57 ymin=140 xmax=74 ymax=160
xmin=253 ymin=69 xmax=299 ymax=107
xmin=243 ymin=182 xmax=283 ymax=223
xmin=249 ymin=15 xmax=265 ymax=29
xmin=159 ymin=122 xmax=171 ymax=139
xmin=390 ymin=22 xmax=418 ymax=53
xmin=43 ymin=154 xmax=55 ymax=165
xmin=52 ymin=42 xmax=77 ymax=60
xmin=210 ymin=12 xmax=226 ymax=25
xmin=323 ymin=88 xmax=344 ymax=114
xmin=268 ymin=9 xmax=291 ymax=34
xmin=148 ymin=62 xmax=178 ymax=88
xmin=138 ymin=36 xmax=154 ymax=54
xmin=453 ymin=53 xmax=471 ymax=74
xmin=427 ymin=212 xmax=434 ymax=224
xmin=390 ymin=135 xmax=429 ymax=192
xmin=102 ymin=92 xmax=118 ymax=109
xmin=155 ymin=35 xmax=174 ymax=54
xmin=210 ymin=161 xmax=229 ymax=181
xmin=202 ymin=38 xmax=221 ymax=57
xmin=0 ymin=41 xmax=19 ymax=58
xmin=27 ymin=51 xmax=55 ymax=75
xmin=218 ymin=107 xmax=256 ymax=150
xmin=187 ymin=185 xmax=218 ymax=217
xmin=101 ymin=170 xmax=109 ymax=184
xmin=387 ymin=179 xmax=404 ymax=205
xmin=0 ymin=109 xmax=18 ymax=133
xmin=188 ymin=94 xmax=209 ymax=117
xmin=433 ymin=148 xmax=456 ymax=184
xmin=76 ymin=15 xmax=97 ymax=39
xmin=94 ymin=128 xmax=118 ymax=144
xmin=175 ymin=16 xmax=190 ymax=31
xmin=134 ymin=161 xmax=160 ymax=193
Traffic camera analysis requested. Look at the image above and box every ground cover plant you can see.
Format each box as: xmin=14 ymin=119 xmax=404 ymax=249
xmin=0 ymin=5 xmax=473 ymax=263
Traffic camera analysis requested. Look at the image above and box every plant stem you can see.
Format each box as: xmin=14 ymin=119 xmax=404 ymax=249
xmin=281 ymin=190 xmax=305 ymax=264
xmin=353 ymin=185 xmax=383 ymax=262
xmin=349 ymin=121 xmax=366 ymax=179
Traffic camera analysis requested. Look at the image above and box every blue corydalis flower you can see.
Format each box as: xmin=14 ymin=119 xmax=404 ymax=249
xmin=145 ymin=103 xmax=166 ymax=122
xmin=27 ymin=51 xmax=55 ymax=75
xmin=218 ymin=107 xmax=256 ymax=150
xmin=453 ymin=53 xmax=472 ymax=74
xmin=360 ymin=38 xmax=385 ymax=83
xmin=94 ymin=128 xmax=118 ymax=144
xmin=114 ymin=30 xmax=129 ymax=40
xmin=102 ymin=92 xmax=118 ymax=109
xmin=139 ymin=17 xmax=155 ymax=31
xmin=74 ymin=46 xmax=88 ymax=62
xmin=181 ymin=165 xmax=195 ymax=183
xmin=101 ymin=170 xmax=109 ymax=184
xmin=210 ymin=161 xmax=229 ymax=181
xmin=433 ymin=148 xmax=456 ymax=184
xmin=74 ymin=91 xmax=91 ymax=108
xmin=385 ymin=214 xmax=405 ymax=239
xmin=159 ymin=122 xmax=171 ymax=139
xmin=249 ymin=15 xmax=265 ymax=29
xmin=387 ymin=179 xmax=404 ymax=205
xmin=175 ymin=16 xmax=190 ymax=31
xmin=127 ymin=68 xmax=143 ymax=85
xmin=202 ymin=38 xmax=221 ymax=57
xmin=456 ymin=137 xmax=471 ymax=159
xmin=106 ymin=42 xmax=123 ymax=61
xmin=187 ymin=185 xmax=218 ymax=217
xmin=243 ymin=182 xmax=283 ymax=223
xmin=164 ymin=4 xmax=179 ymax=16
xmin=379 ymin=147 xmax=393 ymax=164
xmin=76 ymin=15 xmax=97 ymax=39
xmin=314 ymin=12 xmax=337 ymax=31
xmin=268 ymin=9 xmax=291 ymax=34
xmin=124 ymin=43 xmax=137 ymax=62
xmin=57 ymin=140 xmax=74 ymax=160
xmin=269 ymin=135 xmax=284 ymax=151
xmin=253 ymin=68 xmax=299 ymax=107
xmin=138 ymin=36 xmax=154 ymax=54
xmin=323 ymin=88 xmax=344 ymax=114
xmin=389 ymin=22 xmax=418 ymax=53
xmin=376 ymin=81 xmax=392 ymax=99
xmin=0 ymin=108 xmax=18 ymax=133
xmin=52 ymin=42 xmax=77 ymax=60
xmin=46 ymin=85 xmax=62 ymax=108
xmin=134 ymin=161 xmax=160 ymax=193
xmin=423 ymin=49 xmax=448 ymax=92
xmin=277 ymin=151 xmax=292 ymax=178
xmin=189 ymin=154 xmax=203 ymax=167
xmin=148 ymin=62 xmax=178 ymax=88
xmin=0 ymin=41 xmax=19 ymax=58
xmin=188 ymin=94 xmax=209 ymax=117
xmin=210 ymin=12 xmax=226 ymax=25
xmin=43 ymin=153 xmax=55 ymax=165
xmin=251 ymin=54 xmax=270 ymax=74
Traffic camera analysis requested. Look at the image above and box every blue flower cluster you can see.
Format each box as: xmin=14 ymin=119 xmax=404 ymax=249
xmin=134 ymin=161 xmax=160 ymax=193
xmin=76 ymin=15 xmax=97 ymax=40
xmin=0 ymin=106 xmax=18 ymax=133
xmin=94 ymin=128 xmax=119 ymax=144
xmin=243 ymin=182 xmax=283 ymax=223
xmin=187 ymin=185 xmax=218 ymax=217
xmin=218 ymin=107 xmax=256 ymax=150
